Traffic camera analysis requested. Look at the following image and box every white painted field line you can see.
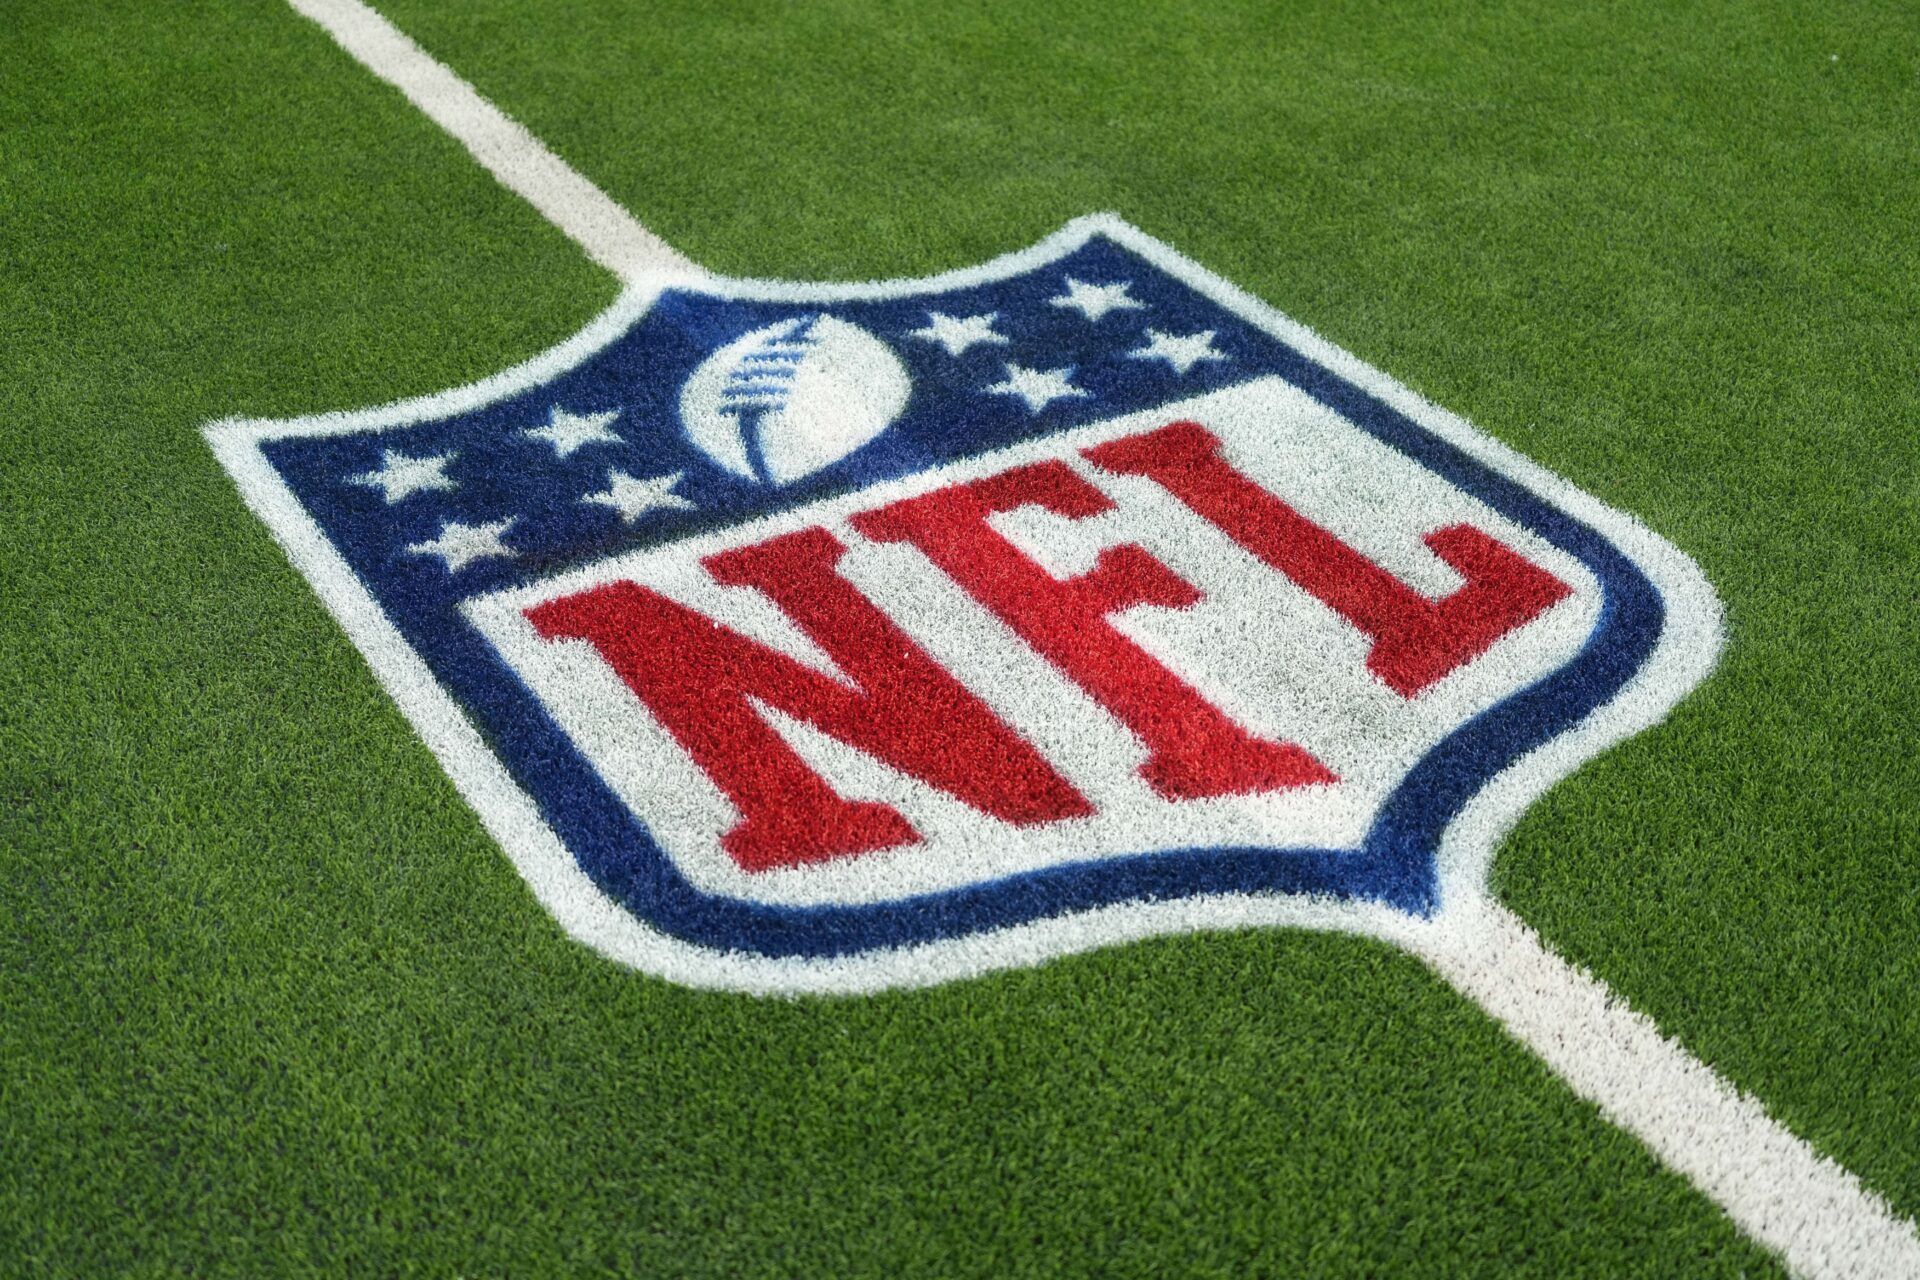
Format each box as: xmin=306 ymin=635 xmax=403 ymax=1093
xmin=285 ymin=0 xmax=700 ymax=280
xmin=279 ymin=2 xmax=1920 ymax=1274
xmin=1410 ymin=900 xmax=1920 ymax=1279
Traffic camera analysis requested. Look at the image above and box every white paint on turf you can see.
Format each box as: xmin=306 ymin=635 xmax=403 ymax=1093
xmin=1410 ymin=901 xmax=1920 ymax=1279
xmin=256 ymin=7 xmax=1920 ymax=1274
xmin=679 ymin=314 xmax=912 ymax=484
xmin=285 ymin=0 xmax=699 ymax=281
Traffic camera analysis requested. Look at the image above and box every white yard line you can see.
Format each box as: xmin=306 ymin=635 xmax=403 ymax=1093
xmin=1409 ymin=900 xmax=1920 ymax=1279
xmin=277 ymin=3 xmax=1920 ymax=1274
xmin=286 ymin=0 xmax=699 ymax=280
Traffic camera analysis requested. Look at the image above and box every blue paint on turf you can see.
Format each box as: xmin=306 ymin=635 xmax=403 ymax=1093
xmin=264 ymin=234 xmax=1664 ymax=958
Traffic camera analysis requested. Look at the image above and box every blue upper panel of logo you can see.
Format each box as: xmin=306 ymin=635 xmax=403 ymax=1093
xmin=262 ymin=233 xmax=1665 ymax=959
xmin=272 ymin=238 xmax=1272 ymax=602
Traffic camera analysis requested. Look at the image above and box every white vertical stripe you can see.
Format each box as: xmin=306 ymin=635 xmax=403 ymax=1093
xmin=285 ymin=0 xmax=702 ymax=281
xmin=1412 ymin=900 xmax=1920 ymax=1279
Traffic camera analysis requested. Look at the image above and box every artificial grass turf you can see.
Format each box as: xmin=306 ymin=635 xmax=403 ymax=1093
xmin=374 ymin=0 xmax=1920 ymax=1225
xmin=0 ymin=2 xmax=1896 ymax=1279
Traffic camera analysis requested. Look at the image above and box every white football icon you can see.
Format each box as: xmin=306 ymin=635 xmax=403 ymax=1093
xmin=679 ymin=314 xmax=911 ymax=485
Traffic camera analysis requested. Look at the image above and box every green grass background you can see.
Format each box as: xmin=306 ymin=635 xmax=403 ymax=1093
xmin=2 ymin=0 xmax=1914 ymax=1273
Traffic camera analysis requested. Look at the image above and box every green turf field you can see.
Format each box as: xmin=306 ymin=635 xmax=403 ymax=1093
xmin=3 ymin=0 xmax=1916 ymax=1274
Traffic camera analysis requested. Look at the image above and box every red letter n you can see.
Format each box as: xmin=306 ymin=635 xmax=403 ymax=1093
xmin=524 ymin=526 xmax=1091 ymax=872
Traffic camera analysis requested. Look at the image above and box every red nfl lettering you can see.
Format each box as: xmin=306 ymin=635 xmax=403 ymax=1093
xmin=525 ymin=525 xmax=1092 ymax=872
xmin=525 ymin=418 xmax=1579 ymax=881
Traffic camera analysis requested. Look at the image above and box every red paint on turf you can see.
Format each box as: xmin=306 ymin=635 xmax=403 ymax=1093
xmin=1086 ymin=423 xmax=1572 ymax=697
xmin=526 ymin=526 xmax=1091 ymax=872
xmin=852 ymin=458 xmax=1337 ymax=799
xmin=526 ymin=421 xmax=1569 ymax=875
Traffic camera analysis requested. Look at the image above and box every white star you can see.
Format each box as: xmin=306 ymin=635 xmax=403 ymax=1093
xmin=350 ymin=449 xmax=457 ymax=504
xmin=524 ymin=405 xmax=622 ymax=458
xmin=985 ymin=363 xmax=1089 ymax=414
xmin=907 ymin=311 xmax=1008 ymax=357
xmin=1049 ymin=277 xmax=1145 ymax=322
xmin=1129 ymin=328 xmax=1228 ymax=375
xmin=406 ymin=517 xmax=518 ymax=573
xmin=581 ymin=469 xmax=697 ymax=524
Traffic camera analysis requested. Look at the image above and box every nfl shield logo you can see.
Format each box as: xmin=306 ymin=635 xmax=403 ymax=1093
xmin=207 ymin=216 xmax=1720 ymax=993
